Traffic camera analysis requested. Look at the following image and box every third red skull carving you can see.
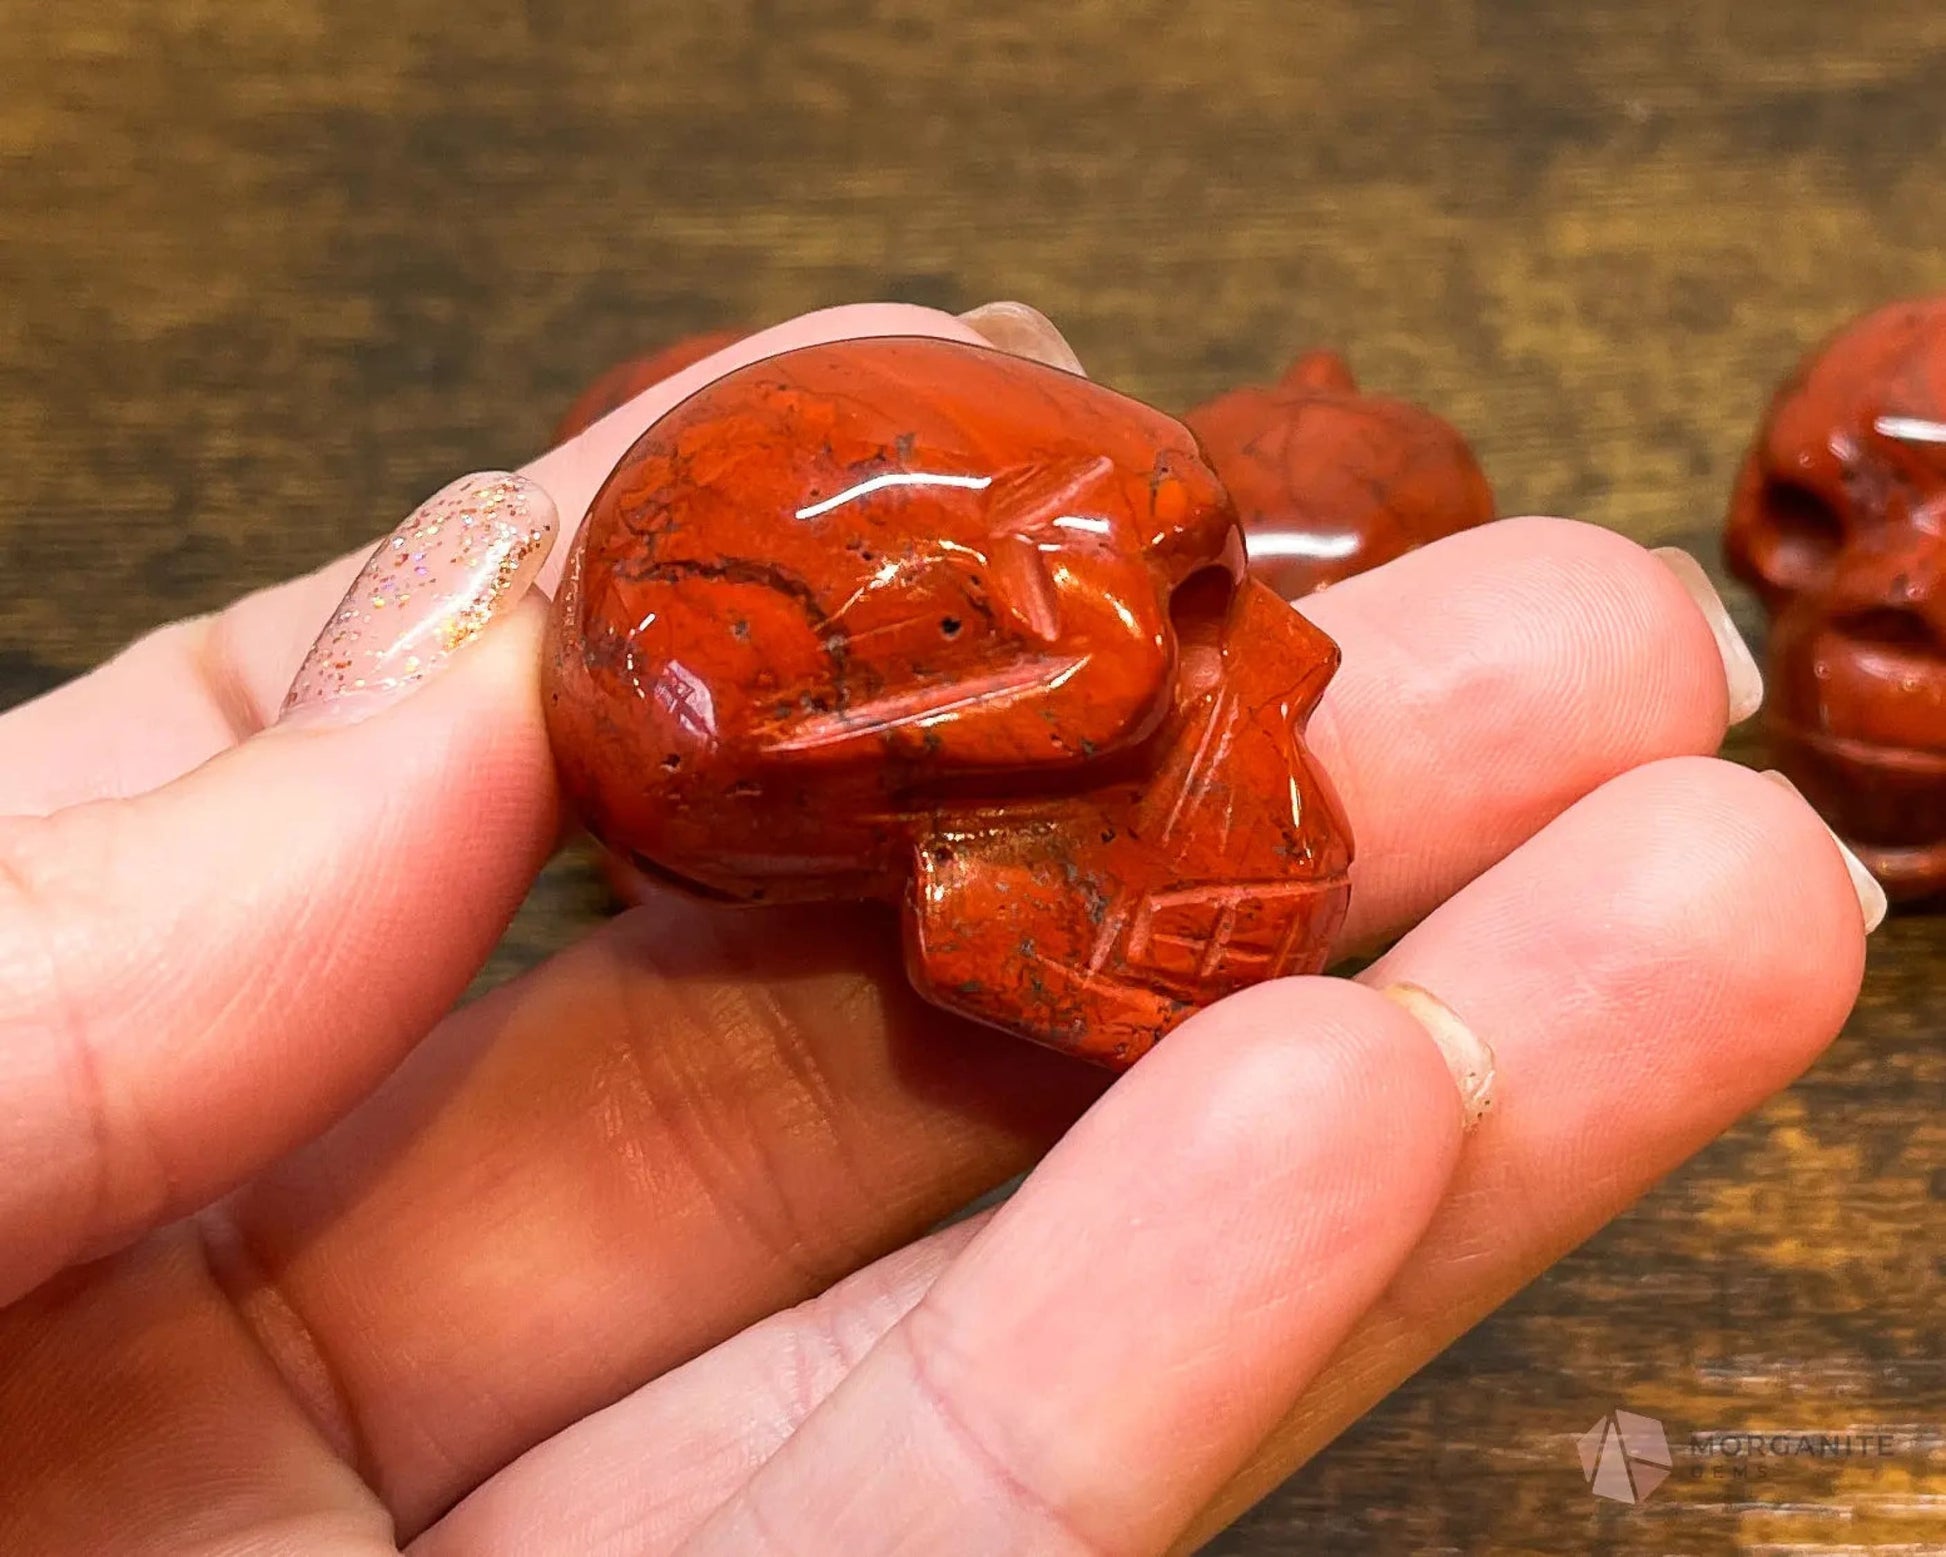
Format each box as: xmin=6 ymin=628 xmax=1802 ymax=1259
xmin=1725 ymin=296 xmax=1946 ymax=902
xmin=544 ymin=336 xmax=1353 ymax=1065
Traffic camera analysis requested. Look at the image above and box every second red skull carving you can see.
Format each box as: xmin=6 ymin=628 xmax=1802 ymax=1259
xmin=1186 ymin=350 xmax=1496 ymax=596
xmin=544 ymin=337 xmax=1353 ymax=1066
xmin=550 ymin=331 xmax=745 ymax=446
xmin=1726 ymin=296 xmax=1946 ymax=902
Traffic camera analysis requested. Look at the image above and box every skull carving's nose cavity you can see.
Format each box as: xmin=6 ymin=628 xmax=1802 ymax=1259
xmin=1169 ymin=566 xmax=1234 ymax=647
xmin=1760 ymin=480 xmax=1845 ymax=582
xmin=1834 ymin=606 xmax=1943 ymax=656
xmin=1170 ymin=566 xmax=1235 ymax=701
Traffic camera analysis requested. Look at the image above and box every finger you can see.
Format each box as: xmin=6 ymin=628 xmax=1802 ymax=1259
xmin=210 ymin=518 xmax=1743 ymax=1528
xmin=413 ymin=756 xmax=1865 ymax=1554
xmin=1187 ymin=755 xmax=1868 ymax=1543
xmin=0 ymin=1230 xmax=393 ymax=1557
xmin=213 ymin=896 xmax=1111 ymax=1531
xmin=681 ymin=978 xmax=1466 ymax=1556
xmin=414 ymin=1213 xmax=996 ymax=1556
xmin=0 ymin=303 xmax=990 ymax=815
xmin=0 ymin=600 xmax=558 ymax=1306
xmin=1299 ymin=517 xmax=1740 ymax=948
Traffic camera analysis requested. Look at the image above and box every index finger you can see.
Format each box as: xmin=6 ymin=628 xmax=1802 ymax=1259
xmin=0 ymin=304 xmax=989 ymax=815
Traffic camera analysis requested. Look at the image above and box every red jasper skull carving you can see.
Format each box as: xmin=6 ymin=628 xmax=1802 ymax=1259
xmin=544 ymin=336 xmax=1353 ymax=1065
xmin=1725 ymin=296 xmax=1946 ymax=900
xmin=1185 ymin=350 xmax=1496 ymax=597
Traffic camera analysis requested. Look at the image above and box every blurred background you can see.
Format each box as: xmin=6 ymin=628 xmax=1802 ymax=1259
xmin=3 ymin=2 xmax=1944 ymax=1550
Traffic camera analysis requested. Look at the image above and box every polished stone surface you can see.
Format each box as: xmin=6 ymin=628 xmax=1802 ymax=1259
xmin=1188 ymin=350 xmax=1495 ymax=597
xmin=1726 ymin=296 xmax=1946 ymax=900
xmin=545 ymin=336 xmax=1351 ymax=1065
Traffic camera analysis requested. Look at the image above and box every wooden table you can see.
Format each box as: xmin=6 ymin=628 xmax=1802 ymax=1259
xmin=3 ymin=3 xmax=1943 ymax=1550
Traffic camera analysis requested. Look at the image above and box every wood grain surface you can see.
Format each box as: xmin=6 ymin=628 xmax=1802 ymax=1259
xmin=4 ymin=3 xmax=1945 ymax=1551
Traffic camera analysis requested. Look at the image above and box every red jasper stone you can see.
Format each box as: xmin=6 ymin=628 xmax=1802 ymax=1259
xmin=1186 ymin=351 xmax=1496 ymax=597
xmin=1725 ymin=296 xmax=1946 ymax=902
xmin=544 ymin=336 xmax=1353 ymax=1066
xmin=550 ymin=331 xmax=746 ymax=908
xmin=551 ymin=331 xmax=745 ymax=445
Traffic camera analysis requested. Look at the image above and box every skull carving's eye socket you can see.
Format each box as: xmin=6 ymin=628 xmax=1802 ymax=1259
xmin=1759 ymin=480 xmax=1845 ymax=586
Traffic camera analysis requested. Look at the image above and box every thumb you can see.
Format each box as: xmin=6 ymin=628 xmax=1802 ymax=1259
xmin=0 ymin=474 xmax=561 ymax=1305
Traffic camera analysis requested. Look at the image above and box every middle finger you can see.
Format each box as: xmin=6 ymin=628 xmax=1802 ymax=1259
xmin=213 ymin=515 xmax=1742 ymax=1531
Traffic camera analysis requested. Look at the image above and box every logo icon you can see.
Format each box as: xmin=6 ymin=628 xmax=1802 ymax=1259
xmin=1579 ymin=1409 xmax=1673 ymax=1504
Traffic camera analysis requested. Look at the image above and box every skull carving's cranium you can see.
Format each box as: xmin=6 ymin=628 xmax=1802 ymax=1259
xmin=545 ymin=336 xmax=1353 ymax=1065
xmin=1725 ymin=296 xmax=1946 ymax=901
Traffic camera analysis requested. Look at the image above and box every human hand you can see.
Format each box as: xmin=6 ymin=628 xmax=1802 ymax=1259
xmin=0 ymin=304 xmax=1874 ymax=1554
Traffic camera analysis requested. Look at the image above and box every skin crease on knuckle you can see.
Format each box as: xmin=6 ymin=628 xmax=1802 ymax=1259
xmin=598 ymin=907 xmax=946 ymax=1288
xmin=0 ymin=819 xmax=96 ymax=1284
xmin=0 ymin=808 xmax=176 ymax=1295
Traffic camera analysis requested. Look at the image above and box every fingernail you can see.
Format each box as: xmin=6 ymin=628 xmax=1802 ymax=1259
xmin=280 ymin=471 xmax=558 ymax=726
xmin=1759 ymin=770 xmax=1890 ymax=934
xmin=1381 ymin=983 xmax=1496 ymax=1131
xmin=958 ymin=301 xmax=1087 ymax=377
xmin=1651 ymin=547 xmax=1764 ymax=725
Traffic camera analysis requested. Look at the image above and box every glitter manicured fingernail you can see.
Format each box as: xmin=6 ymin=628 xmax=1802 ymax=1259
xmin=1651 ymin=547 xmax=1764 ymax=725
xmin=958 ymin=301 xmax=1087 ymax=377
xmin=1381 ymin=983 xmax=1496 ymax=1131
xmin=280 ymin=471 xmax=558 ymax=725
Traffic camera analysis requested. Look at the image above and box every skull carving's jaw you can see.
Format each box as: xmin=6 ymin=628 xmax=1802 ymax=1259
xmin=545 ymin=333 xmax=1354 ymax=1061
xmin=1726 ymin=297 xmax=1946 ymax=900
xmin=1764 ymin=598 xmax=1946 ymax=898
xmin=904 ymin=577 xmax=1351 ymax=1066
